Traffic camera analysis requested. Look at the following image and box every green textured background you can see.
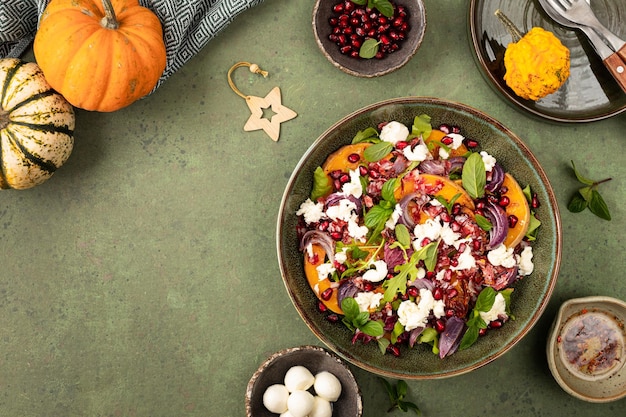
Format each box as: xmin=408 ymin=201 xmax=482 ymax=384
xmin=1 ymin=1 xmax=625 ymax=416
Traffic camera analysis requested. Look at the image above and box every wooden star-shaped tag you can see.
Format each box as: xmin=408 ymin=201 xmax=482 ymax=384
xmin=243 ymin=87 xmax=297 ymax=142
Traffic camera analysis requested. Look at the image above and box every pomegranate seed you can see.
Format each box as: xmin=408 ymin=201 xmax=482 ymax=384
xmin=447 ymin=288 xmax=458 ymax=299
xmin=350 ymin=50 xmax=360 ymax=58
xmin=479 ymin=328 xmax=488 ymax=336
xmin=476 ymin=200 xmax=485 ymax=210
xmin=508 ymin=215 xmax=518 ymax=228
xmin=363 ymin=282 xmax=374 ymax=292
xmin=333 ymin=4 xmax=344 ymax=13
xmin=378 ymin=16 xmax=388 ymax=25
xmin=343 ymin=0 xmax=354 ymax=12
xmin=407 ymin=286 xmax=419 ymax=298
xmin=375 ymin=51 xmax=385 ymax=59
xmin=369 ymin=169 xmax=380 ymax=179
xmin=318 ymin=220 xmax=330 ymax=231
xmin=347 ymin=153 xmax=360 ymax=163
xmin=395 ymin=141 xmax=409 ymax=150
xmin=500 ymin=186 xmax=508 ymax=194
xmin=452 ymin=203 xmax=462 ymax=215
xmin=333 ymin=179 xmax=341 ymax=190
xmin=330 ymin=231 xmax=343 ymax=240
xmin=317 ymin=300 xmax=328 ymax=312
xmin=379 ymin=34 xmax=391 ymax=45
xmin=386 ymin=344 xmax=401 ymax=357
xmin=450 ymin=222 xmax=461 ymax=232
xmin=472 ymin=240 xmax=482 ymax=251
xmin=498 ymin=196 xmax=510 ymax=207
xmin=321 ymin=288 xmax=333 ymax=301
xmin=439 ymin=124 xmax=451 ymax=134
xmin=426 ymin=271 xmax=436 ymax=279
xmin=339 ymin=173 xmax=350 ymax=183
xmin=308 ymin=253 xmax=319 ymax=265
xmin=489 ymin=320 xmax=503 ymax=329
xmin=421 ymin=237 xmax=431 ymax=247
xmin=433 ymin=287 xmax=443 ymax=300
xmin=532 ymin=193 xmax=540 ymax=209
xmin=440 ymin=211 xmax=451 ymax=223
xmin=445 ymin=308 xmax=455 ymax=318
xmin=359 ymin=166 xmax=369 ymax=176
xmin=465 ymin=139 xmax=479 ymax=148
xmin=475 ymin=209 xmax=484 ymax=216
xmin=326 ymin=313 xmax=340 ymax=323
xmin=452 ymin=126 xmax=461 ymax=134
xmin=340 ymin=45 xmax=352 ymax=54
xmin=350 ymin=17 xmax=360 ymax=26
xmin=435 ymin=319 xmax=446 ymax=333
xmin=441 ymin=136 xmax=454 ymax=146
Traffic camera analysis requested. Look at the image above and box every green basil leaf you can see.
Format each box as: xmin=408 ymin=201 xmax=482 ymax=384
xmin=412 ymin=114 xmax=432 ymax=138
xmin=352 ymin=127 xmax=379 ymax=144
xmin=364 ymin=205 xmax=393 ymax=229
xmin=396 ymin=379 xmax=408 ymax=398
xmin=360 ymin=320 xmax=384 ymax=337
xmin=352 ymin=0 xmax=367 ymax=5
xmin=459 ymin=326 xmax=479 ymax=351
xmin=499 ymin=288 xmax=514 ymax=315
xmin=475 ymin=286 xmax=496 ymax=312
xmin=377 ymin=338 xmax=390 ymax=355
xmin=567 ymin=193 xmax=588 ymax=213
xmin=391 ymin=321 xmax=405 ymax=344
xmin=310 ymin=166 xmax=332 ymax=201
xmin=475 ymin=214 xmax=493 ymax=231
xmin=578 ymin=185 xmax=593 ymax=202
xmin=589 ymin=189 xmax=611 ymax=220
xmin=525 ymin=215 xmax=541 ymax=241
xmin=462 ymin=152 xmax=486 ymax=199
xmin=378 ymin=377 xmax=395 ymax=400
xmin=421 ymin=241 xmax=439 ymax=272
xmin=373 ymin=0 xmax=394 ymax=17
xmin=381 ymin=178 xmax=398 ymax=203
xmin=341 ymin=297 xmax=360 ymax=320
xmin=395 ymin=223 xmax=411 ymax=248
xmin=522 ymin=185 xmax=533 ymax=203
xmin=570 ymin=160 xmax=595 ymax=186
xmin=363 ymin=140 xmax=393 ymax=162
xmin=350 ymin=245 xmax=369 ymax=260
xmin=359 ymin=38 xmax=380 ymax=59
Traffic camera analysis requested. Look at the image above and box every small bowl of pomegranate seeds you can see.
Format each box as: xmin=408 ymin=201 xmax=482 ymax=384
xmin=312 ymin=0 xmax=426 ymax=77
xmin=277 ymin=97 xmax=562 ymax=379
xmin=245 ymin=345 xmax=362 ymax=417
xmin=547 ymin=296 xmax=626 ymax=402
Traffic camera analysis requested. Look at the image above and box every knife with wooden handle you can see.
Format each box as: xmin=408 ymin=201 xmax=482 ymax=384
xmin=582 ymin=26 xmax=626 ymax=94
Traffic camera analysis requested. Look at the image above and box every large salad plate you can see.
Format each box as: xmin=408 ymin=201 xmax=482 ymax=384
xmin=468 ymin=0 xmax=626 ymax=122
xmin=276 ymin=97 xmax=562 ymax=379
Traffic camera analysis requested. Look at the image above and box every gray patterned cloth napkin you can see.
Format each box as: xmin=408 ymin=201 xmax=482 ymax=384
xmin=0 ymin=0 xmax=264 ymax=90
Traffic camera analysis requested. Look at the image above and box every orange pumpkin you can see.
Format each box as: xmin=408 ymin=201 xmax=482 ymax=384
xmin=33 ymin=0 xmax=167 ymax=112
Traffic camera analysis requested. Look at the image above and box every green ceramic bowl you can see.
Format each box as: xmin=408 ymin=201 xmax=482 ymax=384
xmin=276 ymin=97 xmax=562 ymax=379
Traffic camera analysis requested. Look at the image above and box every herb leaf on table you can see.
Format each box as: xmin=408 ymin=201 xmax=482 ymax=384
xmin=567 ymin=160 xmax=612 ymax=220
xmin=378 ymin=378 xmax=421 ymax=414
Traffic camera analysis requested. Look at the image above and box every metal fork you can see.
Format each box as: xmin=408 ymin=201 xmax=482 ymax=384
xmin=548 ymin=0 xmax=626 ymax=60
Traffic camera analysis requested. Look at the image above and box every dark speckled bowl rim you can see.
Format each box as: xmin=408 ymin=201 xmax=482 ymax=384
xmin=277 ymin=97 xmax=562 ymax=379
xmin=245 ymin=345 xmax=363 ymax=417
xmin=312 ymin=0 xmax=427 ymax=78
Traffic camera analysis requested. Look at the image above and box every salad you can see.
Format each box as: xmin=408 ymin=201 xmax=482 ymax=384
xmin=295 ymin=114 xmax=541 ymax=358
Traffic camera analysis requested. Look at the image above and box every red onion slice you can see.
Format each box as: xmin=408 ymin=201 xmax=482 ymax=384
xmin=299 ymin=230 xmax=336 ymax=263
xmin=438 ymin=316 xmax=466 ymax=358
xmin=484 ymin=201 xmax=508 ymax=250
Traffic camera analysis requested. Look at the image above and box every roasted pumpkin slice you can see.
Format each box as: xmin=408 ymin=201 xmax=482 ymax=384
xmin=304 ymin=244 xmax=342 ymax=314
xmin=502 ymin=173 xmax=531 ymax=248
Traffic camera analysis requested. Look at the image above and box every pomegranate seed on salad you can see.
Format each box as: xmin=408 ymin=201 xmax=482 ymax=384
xmin=296 ymin=114 xmax=541 ymax=358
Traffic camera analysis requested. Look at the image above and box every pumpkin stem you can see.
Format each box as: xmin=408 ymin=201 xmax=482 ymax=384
xmin=100 ymin=0 xmax=119 ymax=30
xmin=0 ymin=109 xmax=9 ymax=130
xmin=495 ymin=9 xmax=523 ymax=42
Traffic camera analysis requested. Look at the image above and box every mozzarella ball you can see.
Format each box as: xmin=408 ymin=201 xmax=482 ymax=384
xmin=314 ymin=371 xmax=342 ymax=402
xmin=287 ymin=390 xmax=315 ymax=417
xmin=284 ymin=365 xmax=315 ymax=392
xmin=262 ymin=384 xmax=289 ymax=414
xmin=309 ymin=396 xmax=333 ymax=417
xmin=279 ymin=411 xmax=296 ymax=417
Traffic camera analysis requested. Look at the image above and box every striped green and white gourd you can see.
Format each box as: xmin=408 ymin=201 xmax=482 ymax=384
xmin=0 ymin=58 xmax=74 ymax=190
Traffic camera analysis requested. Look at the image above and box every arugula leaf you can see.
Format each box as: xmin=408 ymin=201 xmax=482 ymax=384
xmin=461 ymin=152 xmax=486 ymax=199
xmin=352 ymin=127 xmax=379 ymax=144
xmin=310 ymin=166 xmax=331 ymax=201
xmin=525 ymin=215 xmax=541 ymax=241
xmin=383 ymin=242 xmax=438 ymax=302
xmin=418 ymin=327 xmax=440 ymax=355
xmin=378 ymin=378 xmax=421 ymax=415
xmin=568 ymin=160 xmax=612 ymax=221
xmin=364 ymin=141 xmax=393 ymax=162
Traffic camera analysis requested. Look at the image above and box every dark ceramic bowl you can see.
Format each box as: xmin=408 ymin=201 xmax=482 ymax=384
xmin=547 ymin=296 xmax=626 ymax=402
xmin=312 ymin=0 xmax=427 ymax=77
xmin=245 ymin=345 xmax=362 ymax=417
xmin=276 ymin=97 xmax=562 ymax=379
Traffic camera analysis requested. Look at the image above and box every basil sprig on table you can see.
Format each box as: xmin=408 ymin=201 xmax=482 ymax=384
xmin=567 ymin=160 xmax=612 ymax=220
xmin=378 ymin=377 xmax=421 ymax=414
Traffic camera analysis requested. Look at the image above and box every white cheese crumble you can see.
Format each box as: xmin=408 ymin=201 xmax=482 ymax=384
xmin=354 ymin=291 xmax=384 ymax=312
xmin=325 ymin=199 xmax=358 ymax=222
xmin=385 ymin=204 xmax=402 ymax=230
xmin=487 ymin=244 xmax=517 ymax=268
xmin=439 ymin=148 xmax=450 ymax=160
xmin=403 ymin=142 xmax=429 ymax=162
xmin=341 ymin=169 xmax=363 ymax=199
xmin=446 ymin=133 xmax=465 ymax=150
xmin=347 ymin=219 xmax=368 ymax=242
xmin=516 ymin=246 xmax=534 ymax=276
xmin=296 ymin=198 xmax=325 ymax=224
xmin=480 ymin=292 xmax=508 ymax=323
xmin=397 ymin=289 xmax=445 ymax=331
xmin=380 ymin=121 xmax=409 ymax=144
xmin=362 ymin=260 xmax=388 ymax=282
xmin=412 ymin=216 xmax=461 ymax=249
xmin=450 ymin=245 xmax=476 ymax=271
xmin=480 ymin=151 xmax=497 ymax=172
xmin=316 ymin=263 xmax=335 ymax=281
